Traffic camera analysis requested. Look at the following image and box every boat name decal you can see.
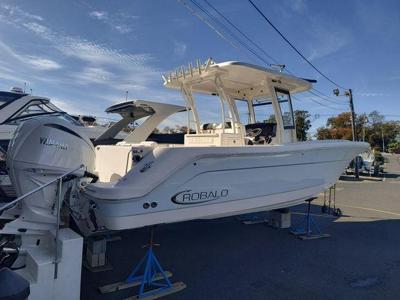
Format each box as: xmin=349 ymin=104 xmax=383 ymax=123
xmin=40 ymin=137 xmax=68 ymax=150
xmin=171 ymin=189 xmax=229 ymax=205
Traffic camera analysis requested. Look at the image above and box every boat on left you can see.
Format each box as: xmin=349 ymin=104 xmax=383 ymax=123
xmin=0 ymin=87 xmax=124 ymax=199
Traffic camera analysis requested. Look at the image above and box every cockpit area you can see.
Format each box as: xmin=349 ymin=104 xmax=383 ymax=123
xmin=163 ymin=59 xmax=312 ymax=146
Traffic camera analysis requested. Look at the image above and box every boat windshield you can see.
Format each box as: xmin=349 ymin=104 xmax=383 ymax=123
xmin=5 ymin=100 xmax=82 ymax=126
xmin=0 ymin=92 xmax=27 ymax=109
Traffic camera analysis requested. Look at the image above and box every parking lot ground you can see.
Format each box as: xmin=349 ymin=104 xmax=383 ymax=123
xmin=82 ymin=154 xmax=400 ymax=300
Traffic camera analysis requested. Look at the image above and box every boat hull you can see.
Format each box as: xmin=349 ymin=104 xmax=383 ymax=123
xmin=83 ymin=141 xmax=369 ymax=231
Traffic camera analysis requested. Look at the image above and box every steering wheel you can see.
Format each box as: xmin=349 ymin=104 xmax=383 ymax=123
xmin=246 ymin=128 xmax=262 ymax=138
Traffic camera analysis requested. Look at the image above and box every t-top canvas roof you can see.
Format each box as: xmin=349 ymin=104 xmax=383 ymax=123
xmin=96 ymin=100 xmax=187 ymax=143
xmin=163 ymin=60 xmax=313 ymax=100
xmin=106 ymin=100 xmax=187 ymax=120
xmin=106 ymin=100 xmax=156 ymax=120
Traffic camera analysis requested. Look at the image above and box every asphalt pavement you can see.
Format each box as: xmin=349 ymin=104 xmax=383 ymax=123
xmin=82 ymin=154 xmax=400 ymax=300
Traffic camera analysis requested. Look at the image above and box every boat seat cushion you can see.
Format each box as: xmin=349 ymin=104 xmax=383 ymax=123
xmin=202 ymin=123 xmax=217 ymax=130
xmin=245 ymin=123 xmax=276 ymax=139
xmin=0 ymin=268 xmax=30 ymax=300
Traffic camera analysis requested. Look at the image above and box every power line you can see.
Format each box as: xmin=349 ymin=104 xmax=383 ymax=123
xmin=177 ymin=0 xmax=241 ymax=51
xmin=247 ymin=0 xmax=346 ymax=90
xmin=201 ymin=1 xmax=347 ymax=109
xmin=311 ymin=88 xmax=348 ymax=105
xmin=202 ymin=0 xmax=278 ymax=65
xmin=292 ymin=95 xmax=347 ymax=111
xmin=189 ymin=0 xmax=272 ymax=66
xmin=309 ymin=90 xmax=348 ymax=106
xmin=178 ymin=0 xmax=348 ymax=111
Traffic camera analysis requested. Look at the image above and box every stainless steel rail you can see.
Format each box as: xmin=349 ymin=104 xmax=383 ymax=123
xmin=0 ymin=165 xmax=85 ymax=213
xmin=0 ymin=164 xmax=85 ymax=279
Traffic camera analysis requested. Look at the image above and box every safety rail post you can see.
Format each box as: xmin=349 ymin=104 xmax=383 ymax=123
xmin=53 ymin=177 xmax=63 ymax=279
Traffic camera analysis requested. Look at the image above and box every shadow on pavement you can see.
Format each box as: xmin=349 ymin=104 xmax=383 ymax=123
xmin=81 ymin=203 xmax=400 ymax=300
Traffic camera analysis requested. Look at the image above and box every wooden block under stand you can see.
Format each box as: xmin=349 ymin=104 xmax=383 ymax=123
xmin=269 ymin=208 xmax=291 ymax=229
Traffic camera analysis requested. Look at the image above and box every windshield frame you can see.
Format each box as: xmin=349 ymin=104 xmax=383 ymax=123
xmin=0 ymin=92 xmax=27 ymax=110
xmin=4 ymin=99 xmax=63 ymax=124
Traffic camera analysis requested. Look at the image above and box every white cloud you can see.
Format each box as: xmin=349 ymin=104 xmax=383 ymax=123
xmin=113 ymin=25 xmax=131 ymax=34
xmin=388 ymin=73 xmax=400 ymax=81
xmin=16 ymin=22 xmax=164 ymax=93
xmin=285 ymin=0 xmax=307 ymax=14
xmin=307 ymin=27 xmax=350 ymax=61
xmin=89 ymin=10 xmax=133 ymax=34
xmin=0 ymin=5 xmax=179 ymax=119
xmin=58 ymin=39 xmax=150 ymax=66
xmin=0 ymin=65 xmax=29 ymax=84
xmin=356 ymin=92 xmax=388 ymax=97
xmin=0 ymin=40 xmax=61 ymax=71
xmin=24 ymin=56 xmax=62 ymax=70
xmin=23 ymin=22 xmax=50 ymax=36
xmin=89 ymin=11 xmax=108 ymax=20
xmin=74 ymin=67 xmax=114 ymax=84
xmin=20 ymin=21 xmax=150 ymax=69
xmin=51 ymin=97 xmax=83 ymax=116
xmin=174 ymin=41 xmax=187 ymax=56
xmin=0 ymin=4 xmax=43 ymax=22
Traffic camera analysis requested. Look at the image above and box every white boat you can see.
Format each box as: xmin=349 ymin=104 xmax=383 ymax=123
xmin=0 ymin=88 xmax=123 ymax=198
xmin=358 ymin=150 xmax=382 ymax=176
xmin=2 ymin=60 xmax=369 ymax=236
xmin=0 ymin=87 xmax=108 ymax=148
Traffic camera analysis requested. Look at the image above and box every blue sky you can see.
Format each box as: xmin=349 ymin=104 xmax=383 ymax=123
xmin=0 ymin=0 xmax=399 ymax=133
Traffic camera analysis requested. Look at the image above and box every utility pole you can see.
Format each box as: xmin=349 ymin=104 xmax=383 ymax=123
xmin=347 ymin=89 xmax=359 ymax=178
xmin=362 ymin=126 xmax=365 ymax=142
xmin=334 ymin=88 xmax=359 ymax=178
xmin=382 ymin=128 xmax=385 ymax=152
xmin=344 ymin=89 xmax=357 ymax=141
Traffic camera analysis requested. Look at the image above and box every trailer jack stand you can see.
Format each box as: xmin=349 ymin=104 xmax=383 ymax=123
xmin=98 ymin=227 xmax=186 ymax=299
xmin=290 ymin=198 xmax=330 ymax=240
xmin=322 ymin=185 xmax=342 ymax=217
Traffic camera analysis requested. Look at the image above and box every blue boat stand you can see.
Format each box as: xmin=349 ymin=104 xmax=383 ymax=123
xmin=290 ymin=198 xmax=330 ymax=240
xmin=98 ymin=227 xmax=186 ymax=299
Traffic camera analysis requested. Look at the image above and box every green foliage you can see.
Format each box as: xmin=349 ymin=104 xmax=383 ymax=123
xmin=263 ymin=115 xmax=276 ymax=123
xmin=388 ymin=141 xmax=400 ymax=154
xmin=317 ymin=111 xmax=400 ymax=151
xmin=374 ymin=151 xmax=385 ymax=165
xmin=294 ymin=110 xmax=311 ymax=141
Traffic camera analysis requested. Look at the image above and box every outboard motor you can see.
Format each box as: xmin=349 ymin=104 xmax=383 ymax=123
xmin=6 ymin=116 xmax=95 ymax=225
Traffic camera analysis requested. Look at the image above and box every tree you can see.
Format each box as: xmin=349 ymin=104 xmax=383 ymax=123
xmin=365 ymin=121 xmax=400 ymax=151
xmin=316 ymin=112 xmax=368 ymax=141
xmin=368 ymin=110 xmax=385 ymax=125
xmin=316 ymin=112 xmax=353 ymax=140
xmin=294 ymin=110 xmax=311 ymax=141
xmin=263 ymin=114 xmax=276 ymax=123
xmin=162 ymin=126 xmax=172 ymax=133
xmin=174 ymin=125 xmax=189 ymax=133
xmin=316 ymin=111 xmax=400 ymax=151
xmin=388 ymin=141 xmax=400 ymax=154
